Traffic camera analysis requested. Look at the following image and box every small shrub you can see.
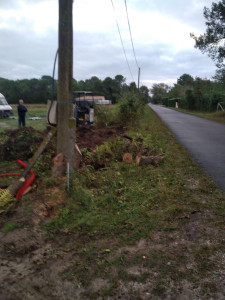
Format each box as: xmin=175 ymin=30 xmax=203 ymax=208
xmin=119 ymin=92 xmax=144 ymax=126
xmin=94 ymin=105 xmax=120 ymax=128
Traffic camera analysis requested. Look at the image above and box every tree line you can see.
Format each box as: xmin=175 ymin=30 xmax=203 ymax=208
xmin=0 ymin=75 xmax=149 ymax=104
xmin=150 ymin=73 xmax=225 ymax=111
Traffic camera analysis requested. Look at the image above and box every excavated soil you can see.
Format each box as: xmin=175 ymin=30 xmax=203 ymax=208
xmin=76 ymin=126 xmax=124 ymax=151
xmin=0 ymin=126 xmax=124 ymax=162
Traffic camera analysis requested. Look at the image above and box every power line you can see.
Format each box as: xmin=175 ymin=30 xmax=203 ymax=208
xmin=110 ymin=0 xmax=134 ymax=81
xmin=124 ymin=0 xmax=139 ymax=69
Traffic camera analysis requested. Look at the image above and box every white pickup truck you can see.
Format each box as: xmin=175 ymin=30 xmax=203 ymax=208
xmin=0 ymin=93 xmax=13 ymax=118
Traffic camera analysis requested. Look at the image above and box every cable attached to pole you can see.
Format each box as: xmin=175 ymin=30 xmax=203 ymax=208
xmin=47 ymin=49 xmax=58 ymax=127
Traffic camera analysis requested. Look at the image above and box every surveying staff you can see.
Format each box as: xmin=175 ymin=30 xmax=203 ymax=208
xmin=17 ymin=99 xmax=27 ymax=127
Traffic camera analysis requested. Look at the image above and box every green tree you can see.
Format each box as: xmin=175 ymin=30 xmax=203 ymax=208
xmin=115 ymin=74 xmax=126 ymax=89
xmin=85 ymin=76 xmax=103 ymax=95
xmin=177 ymin=74 xmax=194 ymax=87
xmin=168 ymin=84 xmax=185 ymax=99
xmin=150 ymin=83 xmax=170 ymax=104
xmin=129 ymin=81 xmax=137 ymax=93
xmin=139 ymin=85 xmax=149 ymax=103
xmin=185 ymin=89 xmax=196 ymax=110
xmin=213 ymin=68 xmax=225 ymax=86
xmin=191 ymin=0 xmax=225 ymax=67
xmin=102 ymin=77 xmax=116 ymax=103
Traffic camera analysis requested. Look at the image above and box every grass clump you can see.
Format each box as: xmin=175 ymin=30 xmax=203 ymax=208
xmin=2 ymin=222 xmax=17 ymax=234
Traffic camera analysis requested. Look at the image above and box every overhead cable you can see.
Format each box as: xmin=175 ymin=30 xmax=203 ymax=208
xmin=124 ymin=0 xmax=139 ymax=69
xmin=110 ymin=0 xmax=134 ymax=81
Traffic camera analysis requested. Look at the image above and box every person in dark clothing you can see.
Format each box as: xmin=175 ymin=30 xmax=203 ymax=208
xmin=17 ymin=99 xmax=27 ymax=127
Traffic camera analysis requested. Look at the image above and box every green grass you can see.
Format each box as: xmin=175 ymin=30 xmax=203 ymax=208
xmin=45 ymin=106 xmax=224 ymax=239
xmin=172 ymin=107 xmax=225 ymax=123
xmin=0 ymin=103 xmax=47 ymax=132
xmin=42 ymin=106 xmax=225 ymax=296
xmin=2 ymin=222 xmax=17 ymax=234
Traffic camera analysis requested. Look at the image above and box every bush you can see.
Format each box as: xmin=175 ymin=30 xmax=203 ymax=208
xmin=162 ymin=97 xmax=169 ymax=107
xmin=178 ymin=98 xmax=187 ymax=109
xmin=185 ymin=89 xmax=196 ymax=110
xmin=119 ymin=92 xmax=145 ymax=126
xmin=94 ymin=105 xmax=120 ymax=128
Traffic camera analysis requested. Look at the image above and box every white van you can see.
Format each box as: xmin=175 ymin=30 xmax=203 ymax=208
xmin=0 ymin=93 xmax=13 ymax=118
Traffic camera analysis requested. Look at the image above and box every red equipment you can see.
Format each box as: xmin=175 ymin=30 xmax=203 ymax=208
xmin=0 ymin=159 xmax=36 ymax=199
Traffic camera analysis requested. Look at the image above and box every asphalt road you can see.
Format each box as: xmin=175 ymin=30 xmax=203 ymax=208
xmin=149 ymin=104 xmax=225 ymax=192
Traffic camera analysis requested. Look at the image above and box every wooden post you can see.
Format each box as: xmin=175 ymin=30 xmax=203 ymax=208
xmin=57 ymin=0 xmax=76 ymax=170
xmin=138 ymin=67 xmax=140 ymax=91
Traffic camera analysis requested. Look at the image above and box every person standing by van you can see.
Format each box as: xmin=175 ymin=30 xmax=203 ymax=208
xmin=17 ymin=99 xmax=27 ymax=127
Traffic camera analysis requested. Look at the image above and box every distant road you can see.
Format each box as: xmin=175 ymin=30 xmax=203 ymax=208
xmin=149 ymin=104 xmax=225 ymax=192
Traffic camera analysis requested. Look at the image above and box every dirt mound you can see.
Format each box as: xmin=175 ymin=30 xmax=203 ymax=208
xmin=76 ymin=126 xmax=124 ymax=151
xmin=0 ymin=127 xmax=53 ymax=161
xmin=0 ymin=126 xmax=124 ymax=163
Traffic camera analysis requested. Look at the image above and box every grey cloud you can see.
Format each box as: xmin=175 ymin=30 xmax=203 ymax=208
xmin=132 ymin=42 xmax=216 ymax=84
xmin=131 ymin=0 xmax=213 ymax=29
xmin=0 ymin=27 xmax=58 ymax=79
xmin=0 ymin=0 xmax=217 ymax=88
xmin=73 ymin=31 xmax=137 ymax=82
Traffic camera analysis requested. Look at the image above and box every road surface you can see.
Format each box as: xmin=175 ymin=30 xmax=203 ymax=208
xmin=149 ymin=104 xmax=225 ymax=192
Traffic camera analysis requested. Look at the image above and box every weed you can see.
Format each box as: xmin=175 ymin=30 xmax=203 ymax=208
xmin=42 ymin=176 xmax=58 ymax=188
xmin=194 ymin=245 xmax=218 ymax=276
xmin=102 ymin=278 xmax=118 ymax=296
xmin=33 ymin=151 xmax=55 ymax=177
xmin=152 ymin=278 xmax=167 ymax=296
xmin=18 ymin=129 xmax=34 ymax=141
xmin=94 ymin=105 xmax=120 ymax=128
xmin=2 ymin=222 xmax=17 ymax=234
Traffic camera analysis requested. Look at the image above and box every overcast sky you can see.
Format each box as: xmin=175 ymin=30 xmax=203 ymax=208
xmin=0 ymin=0 xmax=217 ymax=88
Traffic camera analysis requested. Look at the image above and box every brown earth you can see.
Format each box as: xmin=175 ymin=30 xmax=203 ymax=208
xmin=76 ymin=126 xmax=124 ymax=151
xmin=0 ymin=199 xmax=224 ymax=299
xmin=0 ymin=126 xmax=124 ymax=162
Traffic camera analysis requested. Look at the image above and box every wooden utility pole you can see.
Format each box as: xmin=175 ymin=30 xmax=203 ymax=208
xmin=138 ymin=67 xmax=141 ymax=91
xmin=57 ymin=0 xmax=76 ymax=169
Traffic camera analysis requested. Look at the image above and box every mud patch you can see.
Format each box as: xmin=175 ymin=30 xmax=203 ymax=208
xmin=0 ymin=126 xmax=124 ymax=163
xmin=76 ymin=126 xmax=124 ymax=151
xmin=91 ymin=278 xmax=110 ymax=292
xmin=0 ymin=126 xmax=54 ymax=161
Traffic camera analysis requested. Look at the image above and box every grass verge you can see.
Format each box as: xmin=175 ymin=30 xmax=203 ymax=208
xmin=171 ymin=107 xmax=225 ymax=123
xmin=43 ymin=106 xmax=225 ymax=297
